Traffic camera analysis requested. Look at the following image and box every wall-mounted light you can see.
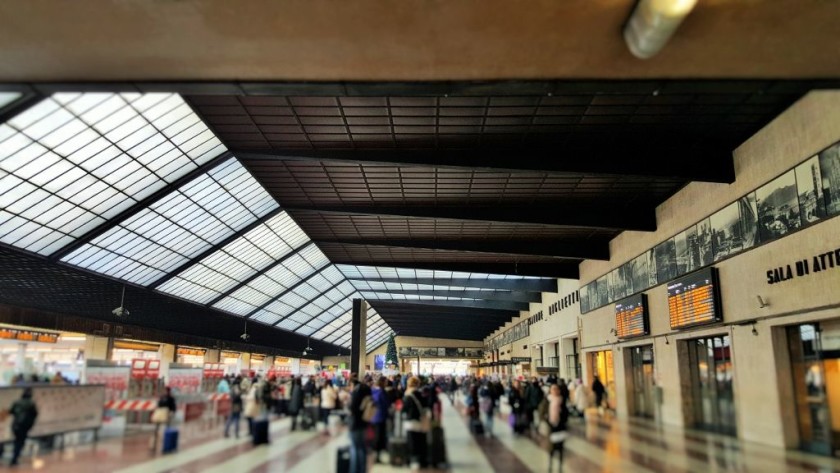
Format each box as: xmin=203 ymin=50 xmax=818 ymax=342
xmin=756 ymin=295 xmax=770 ymax=309
xmin=664 ymin=336 xmax=670 ymax=345
xmin=624 ymin=0 xmax=698 ymax=59
xmin=751 ymin=323 xmax=759 ymax=337
xmin=609 ymin=328 xmax=617 ymax=336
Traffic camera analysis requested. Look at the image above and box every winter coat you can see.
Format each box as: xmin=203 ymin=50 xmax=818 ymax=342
xmin=574 ymin=383 xmax=588 ymax=412
xmin=526 ymin=382 xmax=544 ymax=410
xmin=349 ymin=383 xmax=372 ymax=431
xmin=288 ymin=384 xmax=303 ymax=415
xmin=10 ymin=398 xmax=38 ymax=434
xmin=371 ymin=387 xmax=390 ymax=425
xmin=548 ymin=393 xmax=568 ymax=428
xmin=321 ymin=385 xmax=338 ymax=410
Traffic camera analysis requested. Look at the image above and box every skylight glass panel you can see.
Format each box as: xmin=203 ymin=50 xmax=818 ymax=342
xmin=65 ymin=158 xmax=277 ymax=286
xmin=251 ymin=312 xmax=283 ymax=326
xmin=212 ymin=244 xmax=328 ymax=315
xmin=0 ymin=92 xmax=227 ymax=255
xmin=297 ymin=325 xmax=318 ymax=336
xmin=0 ymin=92 xmax=21 ymax=109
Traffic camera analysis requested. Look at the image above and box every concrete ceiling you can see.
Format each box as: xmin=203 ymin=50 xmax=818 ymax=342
xmin=1 ymin=0 xmax=839 ymax=82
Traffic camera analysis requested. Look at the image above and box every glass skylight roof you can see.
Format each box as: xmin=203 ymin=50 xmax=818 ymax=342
xmin=250 ymin=265 xmax=345 ymax=326
xmin=0 ymin=92 xmax=398 ymax=350
xmin=0 ymin=92 xmax=21 ymax=110
xmin=64 ymin=158 xmax=277 ymax=285
xmin=0 ymin=92 xmax=225 ymax=255
xmin=148 ymin=210 xmax=306 ymax=301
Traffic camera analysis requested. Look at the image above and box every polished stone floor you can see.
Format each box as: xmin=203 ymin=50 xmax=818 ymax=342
xmin=6 ymin=394 xmax=840 ymax=472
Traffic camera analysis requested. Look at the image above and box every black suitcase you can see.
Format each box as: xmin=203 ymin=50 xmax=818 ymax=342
xmin=336 ymin=445 xmax=351 ymax=473
xmin=252 ymin=418 xmax=270 ymax=446
xmin=428 ymin=426 xmax=448 ymax=467
xmin=470 ymin=418 xmax=485 ymax=435
xmin=389 ymin=437 xmax=409 ymax=466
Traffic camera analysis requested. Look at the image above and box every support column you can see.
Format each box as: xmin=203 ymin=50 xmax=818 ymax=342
xmin=350 ymin=299 xmax=368 ymax=376
xmin=84 ymin=336 xmax=112 ymax=361
xmin=158 ymin=343 xmax=176 ymax=383
xmin=15 ymin=343 xmax=26 ymax=374
xmin=204 ymin=349 xmax=221 ymax=363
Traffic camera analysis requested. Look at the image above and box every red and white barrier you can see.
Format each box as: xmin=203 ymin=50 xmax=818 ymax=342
xmin=104 ymin=399 xmax=157 ymax=411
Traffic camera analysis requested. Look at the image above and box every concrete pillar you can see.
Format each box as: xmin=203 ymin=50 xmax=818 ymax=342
xmin=84 ymin=336 xmax=112 ymax=361
xmin=239 ymin=353 xmax=252 ymax=375
xmin=15 ymin=343 xmax=26 ymax=374
xmin=204 ymin=349 xmax=221 ymax=363
xmin=158 ymin=343 xmax=176 ymax=383
xmin=262 ymin=356 xmax=274 ymax=374
xmin=350 ymin=299 xmax=368 ymax=376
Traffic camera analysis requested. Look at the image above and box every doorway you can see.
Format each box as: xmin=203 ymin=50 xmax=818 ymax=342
xmin=627 ymin=345 xmax=655 ymax=419
xmin=589 ymin=350 xmax=616 ymax=410
xmin=685 ymin=335 xmax=736 ymax=435
xmin=787 ymin=322 xmax=840 ymax=456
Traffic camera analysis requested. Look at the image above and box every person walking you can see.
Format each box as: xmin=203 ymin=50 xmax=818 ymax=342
xmin=592 ymin=375 xmax=606 ymax=411
xmin=508 ymin=380 xmax=526 ymax=435
xmin=243 ymin=382 xmax=260 ymax=435
xmin=478 ymin=383 xmax=495 ymax=437
xmin=320 ymin=379 xmax=338 ymax=434
xmin=288 ymin=377 xmax=303 ymax=431
xmin=8 ymin=387 xmax=38 ymax=466
xmin=574 ymin=379 xmax=587 ymax=416
xmin=348 ymin=374 xmax=372 ymax=473
xmin=371 ymin=377 xmax=390 ymax=463
xmin=547 ymin=384 xmax=569 ymax=473
xmin=224 ymin=385 xmax=243 ymax=438
xmin=403 ymin=376 xmax=429 ymax=470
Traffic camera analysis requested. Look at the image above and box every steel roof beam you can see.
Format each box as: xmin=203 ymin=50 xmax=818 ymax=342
xmin=283 ymin=204 xmax=656 ymax=232
xmin=319 ymin=238 xmax=606 ymax=260
xmin=338 ymin=261 xmax=577 ymax=279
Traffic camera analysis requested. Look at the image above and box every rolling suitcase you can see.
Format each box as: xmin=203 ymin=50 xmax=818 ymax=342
xmin=162 ymin=427 xmax=179 ymax=454
xmin=252 ymin=418 xmax=270 ymax=446
xmin=470 ymin=418 xmax=484 ymax=436
xmin=336 ymin=446 xmax=351 ymax=473
xmin=428 ymin=426 xmax=448 ymax=467
xmin=390 ymin=409 xmax=409 ymax=466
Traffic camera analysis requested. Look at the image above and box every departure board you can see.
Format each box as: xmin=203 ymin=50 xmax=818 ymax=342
xmin=667 ymin=267 xmax=722 ymax=329
xmin=615 ymin=294 xmax=649 ymax=339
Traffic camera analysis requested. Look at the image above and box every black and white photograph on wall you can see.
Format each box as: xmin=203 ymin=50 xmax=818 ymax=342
xmin=737 ymin=193 xmax=760 ymax=250
xmin=696 ymin=218 xmax=713 ymax=266
xmin=654 ymin=238 xmax=677 ymax=284
xmin=629 ymin=253 xmax=649 ymax=294
xmin=644 ymin=247 xmax=657 ymax=287
xmin=595 ymin=275 xmax=608 ymax=308
xmin=756 ymin=170 xmax=802 ymax=241
xmin=710 ymin=202 xmax=743 ymax=261
xmin=796 ymin=155 xmax=826 ymax=224
xmin=580 ymin=284 xmax=591 ymax=313
xmin=608 ymin=267 xmax=628 ymax=302
xmin=682 ymin=224 xmax=701 ymax=272
xmin=622 ymin=262 xmax=635 ymax=296
xmin=819 ymin=143 xmax=840 ymax=215
xmin=673 ymin=229 xmax=689 ymax=275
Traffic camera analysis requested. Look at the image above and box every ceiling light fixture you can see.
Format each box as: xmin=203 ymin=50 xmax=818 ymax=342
xmin=624 ymin=0 xmax=698 ymax=59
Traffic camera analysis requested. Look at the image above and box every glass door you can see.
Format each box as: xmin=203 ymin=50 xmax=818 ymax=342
xmin=686 ymin=335 xmax=736 ymax=435
xmin=628 ymin=345 xmax=655 ymax=419
xmin=788 ymin=323 xmax=839 ymax=456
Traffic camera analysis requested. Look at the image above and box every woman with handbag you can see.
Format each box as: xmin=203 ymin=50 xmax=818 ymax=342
xmin=243 ymin=382 xmax=260 ymax=435
xmin=150 ymin=387 xmax=176 ymax=451
xmin=402 ymin=377 xmax=429 ymax=471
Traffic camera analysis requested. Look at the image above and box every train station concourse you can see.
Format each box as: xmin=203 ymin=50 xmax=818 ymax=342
xmin=1 ymin=1 xmax=840 ymax=472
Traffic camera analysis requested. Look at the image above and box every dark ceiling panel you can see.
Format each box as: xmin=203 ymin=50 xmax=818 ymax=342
xmin=315 ymin=238 xmax=606 ymax=260
xmin=369 ymin=300 xmax=519 ymax=341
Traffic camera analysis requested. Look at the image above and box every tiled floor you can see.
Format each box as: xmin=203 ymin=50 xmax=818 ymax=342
xmin=6 ymin=394 xmax=840 ymax=472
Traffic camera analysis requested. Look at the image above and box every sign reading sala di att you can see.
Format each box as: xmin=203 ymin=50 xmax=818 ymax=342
xmin=766 ymin=246 xmax=840 ymax=284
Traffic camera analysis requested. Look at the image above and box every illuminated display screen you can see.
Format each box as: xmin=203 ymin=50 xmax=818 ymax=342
xmin=0 ymin=328 xmax=59 ymax=343
xmin=667 ymin=267 xmax=722 ymax=330
xmin=615 ymin=294 xmax=649 ymax=339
